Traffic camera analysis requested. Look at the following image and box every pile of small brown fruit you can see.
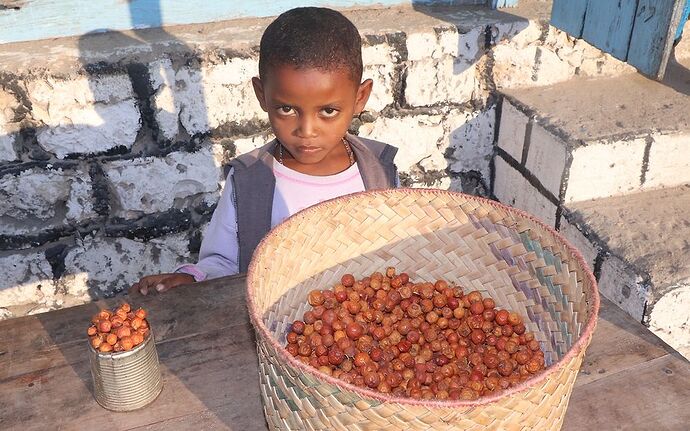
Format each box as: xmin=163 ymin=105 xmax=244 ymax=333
xmin=87 ymin=303 xmax=150 ymax=353
xmin=284 ymin=268 xmax=546 ymax=401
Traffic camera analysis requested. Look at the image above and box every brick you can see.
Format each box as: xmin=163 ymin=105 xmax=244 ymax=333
xmin=565 ymin=138 xmax=646 ymax=203
xmin=645 ymin=133 xmax=690 ymax=189
xmin=151 ymin=58 xmax=264 ymax=137
xmin=405 ymin=56 xmax=478 ymax=106
xmin=358 ymin=114 xmax=444 ymax=172
xmin=63 ymin=233 xmax=192 ymax=296
xmin=446 ymin=107 xmax=496 ymax=181
xmin=27 ymin=75 xmax=139 ymax=158
xmin=497 ymin=100 xmax=528 ymax=162
xmin=149 ymin=59 xmax=181 ymax=140
xmin=104 ymin=147 xmax=222 ymax=217
xmin=525 ymin=124 xmax=567 ymax=198
xmin=598 ymin=254 xmax=649 ymax=321
xmin=493 ymin=156 xmax=557 ymax=227
xmin=0 ymin=251 xmax=54 ymax=307
xmin=362 ymin=42 xmax=398 ymax=112
xmin=0 ymin=167 xmax=96 ymax=235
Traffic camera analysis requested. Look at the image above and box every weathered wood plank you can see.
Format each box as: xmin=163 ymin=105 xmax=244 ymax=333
xmin=2 ymin=276 xmax=689 ymax=430
xmin=628 ymin=0 xmax=685 ymax=79
xmin=582 ymin=0 xmax=638 ymax=61
xmin=574 ymin=295 xmax=676 ymax=387
xmin=488 ymin=0 xmax=519 ymax=9
xmin=550 ymin=0 xmax=589 ymax=38
xmin=563 ymin=354 xmax=690 ymax=430
xmin=0 ymin=322 xmax=264 ymax=431
xmin=0 ymin=276 xmax=246 ymax=381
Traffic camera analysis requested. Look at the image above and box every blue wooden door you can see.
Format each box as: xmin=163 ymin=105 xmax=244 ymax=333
xmin=551 ymin=0 xmax=686 ymax=80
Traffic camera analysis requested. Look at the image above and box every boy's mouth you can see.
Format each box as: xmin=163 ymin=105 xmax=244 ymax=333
xmin=296 ymin=146 xmax=321 ymax=153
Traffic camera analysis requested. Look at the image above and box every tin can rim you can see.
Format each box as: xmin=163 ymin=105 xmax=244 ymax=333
xmin=88 ymin=330 xmax=154 ymax=359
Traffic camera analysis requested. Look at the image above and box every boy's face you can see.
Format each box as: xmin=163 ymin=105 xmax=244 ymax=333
xmin=252 ymin=65 xmax=372 ymax=175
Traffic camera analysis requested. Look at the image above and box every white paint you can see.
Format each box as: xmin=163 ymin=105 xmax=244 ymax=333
xmin=497 ymin=100 xmax=528 ymax=162
xmin=233 ymin=133 xmax=275 ymax=157
xmin=649 ymin=284 xmax=690 ymax=361
xmin=565 ymin=138 xmax=646 ymax=203
xmin=104 ymin=146 xmax=222 ymax=217
xmin=28 ymin=75 xmax=139 ymax=158
xmin=525 ymin=124 xmax=567 ymax=197
xmin=362 ymin=43 xmax=398 ymax=111
xmin=645 ymin=133 xmax=690 ymax=190
xmin=598 ymin=254 xmax=649 ymax=321
xmin=63 ymin=233 xmax=192 ymax=294
xmin=493 ymin=44 xmax=539 ymax=89
xmin=0 ymin=168 xmax=96 ymax=234
xmin=446 ymin=107 xmax=495 ymax=181
xmin=493 ymin=156 xmax=557 ymax=227
xmin=150 ymin=58 xmax=181 ymax=140
xmin=0 ymin=252 xmax=54 ymax=307
xmin=406 ymin=56 xmax=478 ymax=106
xmin=358 ymin=114 xmax=444 ymax=172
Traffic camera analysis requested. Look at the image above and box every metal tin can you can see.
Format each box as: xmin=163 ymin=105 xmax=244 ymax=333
xmin=88 ymin=330 xmax=163 ymax=411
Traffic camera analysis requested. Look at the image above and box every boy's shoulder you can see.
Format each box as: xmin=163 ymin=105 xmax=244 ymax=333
xmin=346 ymin=134 xmax=398 ymax=163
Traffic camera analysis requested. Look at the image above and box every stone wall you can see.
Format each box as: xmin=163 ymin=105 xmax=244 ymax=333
xmin=0 ymin=4 xmax=630 ymax=318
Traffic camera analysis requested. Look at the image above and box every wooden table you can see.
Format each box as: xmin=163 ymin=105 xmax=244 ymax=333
xmin=1 ymin=275 xmax=688 ymax=430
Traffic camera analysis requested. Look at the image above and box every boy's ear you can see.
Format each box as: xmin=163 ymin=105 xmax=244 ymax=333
xmin=354 ymin=78 xmax=373 ymax=115
xmin=252 ymin=77 xmax=268 ymax=112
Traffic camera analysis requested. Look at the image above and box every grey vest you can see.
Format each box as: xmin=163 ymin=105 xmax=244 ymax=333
xmin=228 ymin=133 xmax=398 ymax=273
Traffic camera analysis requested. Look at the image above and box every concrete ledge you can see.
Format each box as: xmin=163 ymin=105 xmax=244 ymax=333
xmin=562 ymin=185 xmax=690 ymax=359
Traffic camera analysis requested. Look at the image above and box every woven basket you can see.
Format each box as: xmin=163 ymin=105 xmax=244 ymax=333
xmin=246 ymin=189 xmax=599 ymax=431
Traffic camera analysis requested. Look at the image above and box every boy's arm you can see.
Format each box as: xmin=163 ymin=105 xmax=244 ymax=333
xmin=176 ymin=169 xmax=240 ymax=280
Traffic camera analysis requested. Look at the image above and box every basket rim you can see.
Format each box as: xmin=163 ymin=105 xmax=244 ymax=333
xmin=246 ymin=188 xmax=600 ymax=408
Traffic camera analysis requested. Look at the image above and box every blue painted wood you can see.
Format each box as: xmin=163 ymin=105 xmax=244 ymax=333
xmin=582 ymin=0 xmax=638 ymax=61
xmin=676 ymin=0 xmax=690 ymax=40
xmin=0 ymin=0 xmax=485 ymax=44
xmin=628 ymin=0 xmax=685 ymax=79
xmin=488 ymin=0 xmax=519 ymax=9
xmin=550 ymin=0 xmax=589 ymax=38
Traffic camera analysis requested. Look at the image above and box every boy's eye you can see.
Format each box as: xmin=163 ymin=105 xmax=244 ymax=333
xmin=277 ymin=106 xmax=294 ymax=115
xmin=321 ymin=107 xmax=339 ymax=117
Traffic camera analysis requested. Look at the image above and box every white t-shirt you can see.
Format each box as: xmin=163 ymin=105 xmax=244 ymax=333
xmin=178 ymin=160 xmax=366 ymax=280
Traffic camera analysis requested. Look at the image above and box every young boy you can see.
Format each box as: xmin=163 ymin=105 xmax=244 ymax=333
xmin=131 ymin=7 xmax=398 ymax=295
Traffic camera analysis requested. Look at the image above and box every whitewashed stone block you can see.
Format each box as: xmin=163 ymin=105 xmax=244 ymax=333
xmin=525 ymin=125 xmax=567 ymax=198
xmin=494 ymin=156 xmax=557 ymax=226
xmin=27 ymin=75 xmax=139 ymax=158
xmin=497 ymin=100 xmax=528 ymax=162
xmin=104 ymin=147 xmax=222 ymax=217
xmin=565 ymin=138 xmax=646 ymax=203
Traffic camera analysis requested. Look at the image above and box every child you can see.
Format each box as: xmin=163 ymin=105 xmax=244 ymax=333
xmin=131 ymin=7 xmax=399 ymax=295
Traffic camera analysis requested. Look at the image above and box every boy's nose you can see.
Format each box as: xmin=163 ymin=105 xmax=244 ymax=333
xmin=296 ymin=115 xmax=318 ymax=138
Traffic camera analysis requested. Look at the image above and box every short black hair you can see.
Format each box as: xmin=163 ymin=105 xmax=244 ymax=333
xmin=259 ymin=7 xmax=363 ymax=83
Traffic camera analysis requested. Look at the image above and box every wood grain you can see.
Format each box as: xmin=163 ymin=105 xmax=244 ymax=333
xmin=550 ymin=0 xmax=589 ymax=38
xmin=564 ymin=354 xmax=690 ymax=430
xmin=628 ymin=0 xmax=685 ymax=79
xmin=582 ymin=0 xmax=638 ymax=61
xmin=1 ymin=275 xmax=689 ymax=430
